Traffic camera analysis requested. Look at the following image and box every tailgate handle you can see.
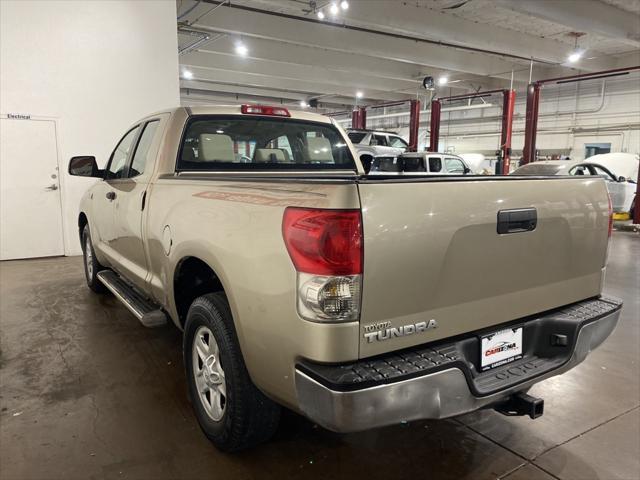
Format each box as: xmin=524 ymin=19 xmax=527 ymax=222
xmin=497 ymin=208 xmax=537 ymax=234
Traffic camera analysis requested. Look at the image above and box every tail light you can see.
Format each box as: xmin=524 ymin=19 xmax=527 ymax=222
xmin=283 ymin=208 xmax=363 ymax=322
xmin=241 ymin=104 xmax=290 ymax=117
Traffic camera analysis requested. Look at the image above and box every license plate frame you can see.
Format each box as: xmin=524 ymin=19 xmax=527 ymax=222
xmin=480 ymin=326 xmax=524 ymax=371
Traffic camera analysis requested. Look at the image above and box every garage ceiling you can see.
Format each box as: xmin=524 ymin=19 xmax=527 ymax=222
xmin=176 ymin=0 xmax=640 ymax=109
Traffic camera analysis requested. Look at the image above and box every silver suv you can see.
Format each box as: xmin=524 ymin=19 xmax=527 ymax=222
xmin=346 ymin=129 xmax=409 ymax=170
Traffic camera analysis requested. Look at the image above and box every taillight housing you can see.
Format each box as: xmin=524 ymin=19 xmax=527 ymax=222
xmin=241 ymin=104 xmax=290 ymax=117
xmin=283 ymin=208 xmax=363 ymax=322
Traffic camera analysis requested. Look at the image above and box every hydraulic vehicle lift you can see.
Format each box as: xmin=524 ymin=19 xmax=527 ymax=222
xmin=429 ymin=89 xmax=516 ymax=175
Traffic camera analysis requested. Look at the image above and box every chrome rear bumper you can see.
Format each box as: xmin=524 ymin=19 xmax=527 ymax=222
xmin=295 ymin=301 xmax=621 ymax=433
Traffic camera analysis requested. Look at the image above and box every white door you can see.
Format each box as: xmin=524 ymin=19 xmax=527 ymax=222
xmin=0 ymin=118 xmax=64 ymax=260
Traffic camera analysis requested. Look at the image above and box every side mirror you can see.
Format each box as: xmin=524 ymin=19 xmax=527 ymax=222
xmin=69 ymin=156 xmax=102 ymax=177
xmin=618 ymin=176 xmax=626 ymax=183
xmin=463 ymin=166 xmax=471 ymax=174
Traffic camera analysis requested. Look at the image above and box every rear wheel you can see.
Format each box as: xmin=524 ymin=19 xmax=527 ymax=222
xmin=81 ymin=225 xmax=106 ymax=293
xmin=184 ymin=292 xmax=280 ymax=452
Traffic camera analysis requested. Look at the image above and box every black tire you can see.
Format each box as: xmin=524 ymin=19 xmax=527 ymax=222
xmin=184 ymin=292 xmax=281 ymax=452
xmin=81 ymin=225 xmax=106 ymax=293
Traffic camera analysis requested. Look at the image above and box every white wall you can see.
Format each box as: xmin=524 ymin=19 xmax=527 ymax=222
xmin=1 ymin=0 xmax=180 ymax=256
xmin=360 ymin=75 xmax=640 ymax=171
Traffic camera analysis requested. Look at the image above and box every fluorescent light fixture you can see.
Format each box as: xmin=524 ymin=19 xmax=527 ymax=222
xmin=299 ymin=101 xmax=308 ymax=108
xmin=356 ymin=91 xmax=363 ymax=98
xmin=182 ymin=69 xmax=193 ymax=79
xmin=329 ymin=3 xmax=339 ymax=15
xmin=438 ymin=76 xmax=448 ymax=85
xmin=216 ymin=130 xmax=224 ymax=134
xmin=235 ymin=43 xmax=249 ymax=56
xmin=317 ymin=10 xmax=325 ymax=20
xmin=567 ymin=50 xmax=583 ymax=63
xmin=340 ymin=1 xmax=349 ymax=9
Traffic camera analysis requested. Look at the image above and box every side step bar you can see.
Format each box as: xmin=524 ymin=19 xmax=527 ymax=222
xmin=97 ymin=270 xmax=167 ymax=327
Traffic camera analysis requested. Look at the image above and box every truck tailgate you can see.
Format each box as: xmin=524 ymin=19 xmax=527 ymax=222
xmin=358 ymin=177 xmax=610 ymax=358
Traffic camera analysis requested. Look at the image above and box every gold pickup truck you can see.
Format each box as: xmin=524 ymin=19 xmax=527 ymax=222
xmin=69 ymin=105 xmax=622 ymax=452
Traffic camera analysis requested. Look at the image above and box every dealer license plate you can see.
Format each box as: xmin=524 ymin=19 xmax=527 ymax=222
xmin=480 ymin=326 xmax=523 ymax=371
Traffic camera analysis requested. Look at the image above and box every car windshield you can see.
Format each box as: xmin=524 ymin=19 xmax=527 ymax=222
xmin=178 ymin=116 xmax=356 ymax=171
xmin=347 ymin=132 xmax=367 ymax=144
xmin=512 ymin=163 xmax=566 ymax=175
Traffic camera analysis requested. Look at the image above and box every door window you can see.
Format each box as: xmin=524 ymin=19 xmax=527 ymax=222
xmin=428 ymin=157 xmax=442 ymax=172
xmin=592 ymin=165 xmax=616 ymax=181
xmin=389 ymin=136 xmax=408 ymax=149
xmin=107 ymin=126 xmax=140 ymax=179
xmin=444 ymin=157 xmax=466 ymax=174
xmin=371 ymin=135 xmax=388 ymax=146
xmin=129 ymin=120 xmax=159 ymax=178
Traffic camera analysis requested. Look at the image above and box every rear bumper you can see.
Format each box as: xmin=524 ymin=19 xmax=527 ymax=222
xmin=295 ymin=297 xmax=622 ymax=433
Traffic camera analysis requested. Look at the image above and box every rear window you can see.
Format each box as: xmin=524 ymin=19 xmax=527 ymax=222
xmin=402 ymin=157 xmax=425 ymax=172
xmin=347 ymin=132 xmax=367 ymax=144
xmin=177 ymin=116 xmax=356 ymax=171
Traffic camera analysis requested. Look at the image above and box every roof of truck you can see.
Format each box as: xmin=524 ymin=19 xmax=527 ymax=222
xmin=183 ymin=105 xmax=333 ymax=124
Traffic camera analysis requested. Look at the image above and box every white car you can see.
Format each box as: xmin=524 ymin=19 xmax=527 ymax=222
xmin=346 ymin=129 xmax=409 ymax=171
xmin=512 ymin=160 xmax=636 ymax=213
xmin=368 ymin=152 xmax=471 ymax=176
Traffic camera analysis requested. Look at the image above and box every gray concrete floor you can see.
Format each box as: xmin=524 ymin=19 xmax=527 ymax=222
xmin=1 ymin=231 xmax=638 ymax=480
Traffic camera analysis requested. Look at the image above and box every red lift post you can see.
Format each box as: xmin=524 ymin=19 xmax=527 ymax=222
xmin=429 ymin=89 xmax=516 ymax=174
xmin=521 ymin=65 xmax=640 ymax=165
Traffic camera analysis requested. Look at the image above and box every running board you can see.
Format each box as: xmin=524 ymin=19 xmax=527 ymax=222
xmin=97 ymin=270 xmax=167 ymax=327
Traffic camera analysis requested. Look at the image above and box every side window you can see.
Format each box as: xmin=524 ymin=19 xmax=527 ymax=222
xmin=428 ymin=157 xmax=442 ymax=172
xmin=593 ymin=165 xmax=614 ymax=181
xmin=389 ymin=136 xmax=408 ymax=149
xmin=444 ymin=157 xmax=465 ymax=174
xmin=129 ymin=120 xmax=159 ymax=178
xmin=371 ymin=134 xmax=388 ymax=146
xmin=107 ymin=126 xmax=140 ymax=180
xmin=402 ymin=157 xmax=425 ymax=172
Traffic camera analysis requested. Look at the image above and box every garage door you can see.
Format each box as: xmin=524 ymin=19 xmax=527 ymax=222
xmin=1 ymin=118 xmax=64 ymax=260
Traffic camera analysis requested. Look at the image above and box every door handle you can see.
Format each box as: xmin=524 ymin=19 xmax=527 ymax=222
xmin=497 ymin=208 xmax=537 ymax=234
xmin=106 ymin=191 xmax=116 ymax=201
xmin=45 ymin=184 xmax=59 ymax=191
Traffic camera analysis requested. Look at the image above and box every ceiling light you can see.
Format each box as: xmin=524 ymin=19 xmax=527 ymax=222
xmin=317 ymin=10 xmax=325 ymax=20
xmin=567 ymin=50 xmax=583 ymax=63
xmin=329 ymin=3 xmax=339 ymax=15
xmin=182 ymin=69 xmax=193 ymax=79
xmin=300 ymin=100 xmax=308 ymax=108
xmin=438 ymin=76 xmax=448 ymax=85
xmin=235 ymin=43 xmax=249 ymax=56
xmin=356 ymin=91 xmax=363 ymax=98
xmin=340 ymin=1 xmax=349 ymax=9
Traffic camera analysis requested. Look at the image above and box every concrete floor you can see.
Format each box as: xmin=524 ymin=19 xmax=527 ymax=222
xmin=1 ymin=232 xmax=638 ymax=480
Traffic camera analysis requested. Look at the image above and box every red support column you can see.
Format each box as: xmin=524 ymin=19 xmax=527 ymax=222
xmin=351 ymin=107 xmax=367 ymax=130
xmin=522 ymin=83 xmax=541 ymax=165
xmin=500 ymin=90 xmax=516 ymax=175
xmin=408 ymin=99 xmax=421 ymax=152
xmin=429 ymin=100 xmax=441 ymax=152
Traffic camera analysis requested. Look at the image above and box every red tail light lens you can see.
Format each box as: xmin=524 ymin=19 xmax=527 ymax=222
xmin=607 ymin=194 xmax=613 ymax=237
xmin=282 ymin=208 xmax=363 ymax=275
xmin=241 ymin=104 xmax=290 ymax=117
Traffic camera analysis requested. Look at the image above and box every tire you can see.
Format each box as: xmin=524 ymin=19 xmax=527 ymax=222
xmin=81 ymin=225 xmax=106 ymax=293
xmin=184 ymin=292 xmax=281 ymax=452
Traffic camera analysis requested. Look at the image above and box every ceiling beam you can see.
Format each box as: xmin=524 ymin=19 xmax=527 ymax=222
xmin=187 ymin=3 xmax=555 ymax=84
xmin=248 ymin=0 xmax=626 ymax=69
xmin=498 ymin=0 xmax=640 ymax=47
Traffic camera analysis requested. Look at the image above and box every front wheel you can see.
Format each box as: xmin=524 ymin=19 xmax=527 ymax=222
xmin=184 ymin=292 xmax=281 ymax=452
xmin=81 ymin=225 xmax=106 ymax=293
